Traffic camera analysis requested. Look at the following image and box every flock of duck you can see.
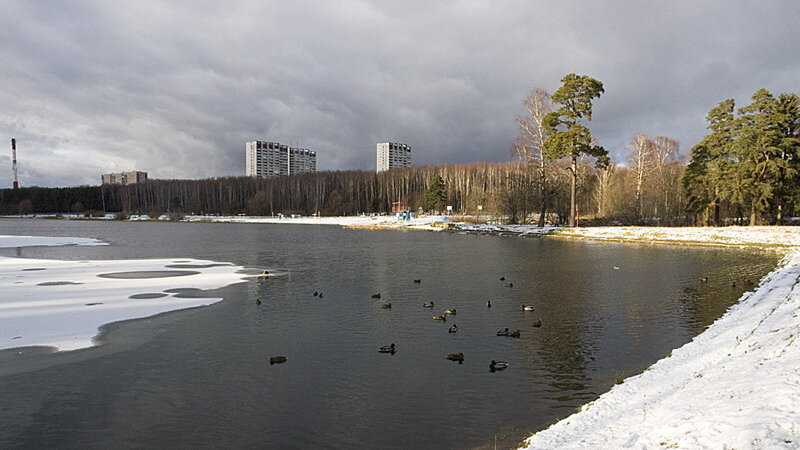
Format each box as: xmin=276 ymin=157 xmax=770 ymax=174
xmin=264 ymin=275 xmax=542 ymax=372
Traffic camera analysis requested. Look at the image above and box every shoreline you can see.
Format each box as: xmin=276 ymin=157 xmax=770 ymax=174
xmin=519 ymin=227 xmax=800 ymax=449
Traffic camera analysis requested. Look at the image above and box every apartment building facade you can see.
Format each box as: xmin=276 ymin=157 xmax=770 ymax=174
xmin=376 ymin=142 xmax=411 ymax=172
xmin=245 ymin=141 xmax=317 ymax=178
xmin=101 ymin=171 xmax=148 ymax=185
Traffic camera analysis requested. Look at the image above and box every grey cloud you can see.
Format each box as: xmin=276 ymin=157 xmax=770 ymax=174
xmin=1 ymin=1 xmax=798 ymax=187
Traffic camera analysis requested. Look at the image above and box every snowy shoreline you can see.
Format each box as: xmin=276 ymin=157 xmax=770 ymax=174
xmin=519 ymin=226 xmax=800 ymax=449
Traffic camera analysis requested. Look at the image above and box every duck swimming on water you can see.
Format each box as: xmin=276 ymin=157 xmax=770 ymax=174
xmin=447 ymin=353 xmax=464 ymax=364
xmin=379 ymin=343 xmax=396 ymax=354
xmin=269 ymin=355 xmax=287 ymax=365
xmin=423 ymin=301 xmax=435 ymax=308
xmin=497 ymin=328 xmax=510 ymax=336
xmin=449 ymin=324 xmax=458 ymax=333
xmin=489 ymin=360 xmax=508 ymax=372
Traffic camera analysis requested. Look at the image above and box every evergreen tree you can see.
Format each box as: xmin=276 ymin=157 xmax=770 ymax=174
xmin=728 ymin=89 xmax=800 ymax=225
xmin=683 ymin=99 xmax=737 ymax=225
xmin=424 ymin=174 xmax=446 ymax=212
xmin=542 ymin=73 xmax=608 ymax=227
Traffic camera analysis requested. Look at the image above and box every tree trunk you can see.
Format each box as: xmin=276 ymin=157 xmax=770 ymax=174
xmin=749 ymin=203 xmax=757 ymax=226
xmin=569 ymin=157 xmax=577 ymax=227
xmin=538 ymin=159 xmax=546 ymax=227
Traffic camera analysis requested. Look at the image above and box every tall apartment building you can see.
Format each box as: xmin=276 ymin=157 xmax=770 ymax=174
xmin=101 ymin=171 xmax=148 ymax=185
xmin=376 ymin=142 xmax=411 ymax=172
xmin=245 ymin=141 xmax=317 ymax=178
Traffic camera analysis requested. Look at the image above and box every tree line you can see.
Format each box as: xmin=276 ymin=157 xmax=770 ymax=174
xmin=1 ymin=76 xmax=797 ymax=226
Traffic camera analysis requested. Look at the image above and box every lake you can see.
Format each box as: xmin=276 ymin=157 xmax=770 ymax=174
xmin=0 ymin=219 xmax=779 ymax=449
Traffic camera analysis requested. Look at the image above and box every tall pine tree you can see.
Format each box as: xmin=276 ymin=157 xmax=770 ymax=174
xmin=542 ymin=73 xmax=608 ymax=227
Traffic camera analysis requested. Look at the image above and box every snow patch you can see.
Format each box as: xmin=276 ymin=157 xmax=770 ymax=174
xmin=0 ymin=236 xmax=247 ymax=352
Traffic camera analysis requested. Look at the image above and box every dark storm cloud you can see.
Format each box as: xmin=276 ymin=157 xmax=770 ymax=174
xmin=1 ymin=1 xmax=798 ymax=187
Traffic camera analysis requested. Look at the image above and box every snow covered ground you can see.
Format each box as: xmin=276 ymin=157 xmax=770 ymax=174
xmin=182 ymin=213 xmax=448 ymax=230
xmin=0 ymin=235 xmax=249 ymax=352
xmin=520 ymin=226 xmax=800 ymax=449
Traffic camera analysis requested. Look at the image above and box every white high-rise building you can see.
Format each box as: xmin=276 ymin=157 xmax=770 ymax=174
xmin=376 ymin=142 xmax=411 ymax=172
xmin=246 ymin=141 xmax=317 ymax=178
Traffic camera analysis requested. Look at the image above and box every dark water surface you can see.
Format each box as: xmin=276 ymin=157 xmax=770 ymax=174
xmin=0 ymin=219 xmax=779 ymax=449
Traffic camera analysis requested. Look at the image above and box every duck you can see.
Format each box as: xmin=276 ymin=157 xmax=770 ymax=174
xmin=730 ymin=281 xmax=737 ymax=288
xmin=260 ymin=270 xmax=270 ymax=278
xmin=255 ymin=298 xmax=262 ymax=305
xmin=700 ymin=276 xmax=709 ymax=283
xmin=269 ymin=355 xmax=287 ymax=365
xmin=413 ymin=279 xmax=421 ymax=284
xmin=497 ymin=328 xmax=510 ymax=336
xmin=532 ymin=319 xmax=542 ymax=328
xmin=508 ymin=330 xmax=521 ymax=338
xmin=500 ymin=277 xmax=505 ymax=281
xmin=371 ymin=293 xmax=381 ymax=299
xmin=318 ymin=292 xmax=324 ymax=298
xmin=379 ymin=343 xmax=396 ymax=354
xmin=380 ymin=303 xmax=392 ymax=309
xmin=487 ymin=300 xmax=492 ymax=308
xmin=313 ymin=291 xmax=319 ymax=297
xmin=507 ymin=283 xmax=514 ymax=288
xmin=522 ymin=305 xmax=534 ymax=311
xmin=422 ymin=301 xmax=435 ymax=308
xmin=433 ymin=315 xmax=447 ymax=321
xmin=447 ymin=353 xmax=464 ymax=364
xmin=613 ymin=266 xmax=620 ymax=270
xmin=444 ymin=309 xmax=457 ymax=315
xmin=448 ymin=324 xmax=458 ymax=333
xmin=489 ymin=360 xmax=508 ymax=372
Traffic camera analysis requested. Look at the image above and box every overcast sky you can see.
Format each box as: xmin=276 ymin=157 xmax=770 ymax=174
xmin=1 ymin=1 xmax=798 ymax=187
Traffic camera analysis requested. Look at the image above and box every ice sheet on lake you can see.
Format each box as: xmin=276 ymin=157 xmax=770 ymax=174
xmin=0 ymin=236 xmax=247 ymax=352
xmin=0 ymin=235 xmax=107 ymax=248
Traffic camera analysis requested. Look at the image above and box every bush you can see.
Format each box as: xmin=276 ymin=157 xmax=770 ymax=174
xmin=148 ymin=210 xmax=162 ymax=220
xmin=114 ymin=210 xmax=130 ymax=221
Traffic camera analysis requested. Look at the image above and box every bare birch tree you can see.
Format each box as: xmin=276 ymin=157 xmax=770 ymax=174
xmin=627 ymin=133 xmax=654 ymax=221
xmin=513 ymin=88 xmax=552 ymax=226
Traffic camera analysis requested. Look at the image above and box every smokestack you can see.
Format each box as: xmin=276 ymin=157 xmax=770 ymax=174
xmin=11 ymin=138 xmax=19 ymax=189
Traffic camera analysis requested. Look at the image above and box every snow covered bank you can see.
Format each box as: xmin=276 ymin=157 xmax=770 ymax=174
xmin=181 ymin=214 xmax=447 ymax=231
xmin=1 ymin=236 xmax=249 ymax=352
xmin=522 ymin=227 xmax=800 ymax=449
